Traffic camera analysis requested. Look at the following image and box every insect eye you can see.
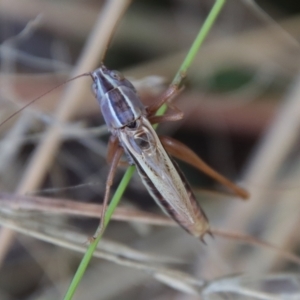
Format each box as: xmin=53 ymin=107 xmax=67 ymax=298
xmin=110 ymin=70 xmax=124 ymax=81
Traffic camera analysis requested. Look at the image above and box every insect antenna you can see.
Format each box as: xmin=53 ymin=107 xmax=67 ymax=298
xmin=0 ymin=72 xmax=92 ymax=127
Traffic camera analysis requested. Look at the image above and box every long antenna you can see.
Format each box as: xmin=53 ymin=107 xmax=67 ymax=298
xmin=0 ymin=72 xmax=92 ymax=127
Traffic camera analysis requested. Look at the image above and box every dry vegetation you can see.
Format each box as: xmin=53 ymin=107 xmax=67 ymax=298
xmin=0 ymin=0 xmax=300 ymax=299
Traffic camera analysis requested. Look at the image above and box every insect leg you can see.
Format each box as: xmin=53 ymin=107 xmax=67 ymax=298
xmin=148 ymin=107 xmax=183 ymax=124
xmin=147 ymin=85 xmax=183 ymax=115
xmin=160 ymin=136 xmax=249 ymax=199
xmin=107 ymin=136 xmax=129 ymax=167
xmin=93 ymin=145 xmax=124 ymax=239
xmin=107 ymin=135 xmax=119 ymax=164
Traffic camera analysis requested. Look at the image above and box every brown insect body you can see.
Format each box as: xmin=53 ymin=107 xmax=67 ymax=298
xmin=90 ymin=64 xmax=249 ymax=240
xmin=2 ymin=64 xmax=248 ymax=241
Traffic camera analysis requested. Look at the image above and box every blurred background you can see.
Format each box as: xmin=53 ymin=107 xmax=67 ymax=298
xmin=0 ymin=0 xmax=300 ymax=299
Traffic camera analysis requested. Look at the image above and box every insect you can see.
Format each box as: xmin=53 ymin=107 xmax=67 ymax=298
xmin=1 ymin=64 xmax=249 ymax=241
xmin=90 ymin=64 xmax=249 ymax=240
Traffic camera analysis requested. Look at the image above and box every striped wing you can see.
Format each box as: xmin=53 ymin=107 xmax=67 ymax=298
xmin=118 ymin=117 xmax=209 ymax=238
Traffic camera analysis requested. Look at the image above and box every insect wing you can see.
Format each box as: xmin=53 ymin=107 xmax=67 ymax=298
xmin=118 ymin=117 xmax=210 ymax=238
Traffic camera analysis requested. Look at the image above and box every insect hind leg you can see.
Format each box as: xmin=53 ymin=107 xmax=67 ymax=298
xmin=160 ymin=136 xmax=249 ymax=200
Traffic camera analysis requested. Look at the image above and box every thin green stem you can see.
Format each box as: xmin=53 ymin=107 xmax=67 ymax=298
xmin=156 ymin=0 xmax=225 ymax=118
xmin=64 ymin=167 xmax=135 ymax=300
xmin=64 ymin=1 xmax=226 ymax=299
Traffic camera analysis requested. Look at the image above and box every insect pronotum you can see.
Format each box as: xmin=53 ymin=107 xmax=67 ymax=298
xmin=2 ymin=64 xmax=249 ymax=241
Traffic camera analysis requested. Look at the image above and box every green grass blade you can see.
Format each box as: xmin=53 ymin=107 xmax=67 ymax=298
xmin=156 ymin=0 xmax=225 ymax=117
xmin=64 ymin=1 xmax=226 ymax=299
xmin=172 ymin=0 xmax=226 ymax=86
xmin=63 ymin=167 xmax=135 ymax=300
